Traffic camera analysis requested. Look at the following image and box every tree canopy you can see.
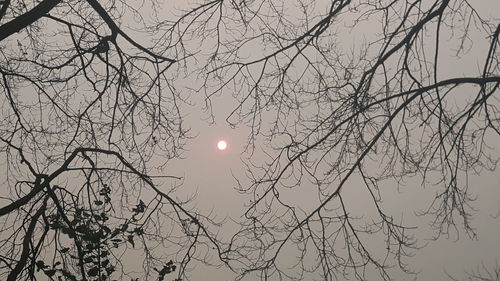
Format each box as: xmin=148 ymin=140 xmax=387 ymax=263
xmin=0 ymin=0 xmax=499 ymax=280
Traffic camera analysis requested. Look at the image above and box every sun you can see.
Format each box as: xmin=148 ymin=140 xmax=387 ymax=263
xmin=217 ymin=140 xmax=227 ymax=151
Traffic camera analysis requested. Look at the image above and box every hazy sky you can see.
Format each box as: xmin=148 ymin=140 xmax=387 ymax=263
xmin=178 ymin=83 xmax=500 ymax=280
xmin=167 ymin=1 xmax=500 ymax=280
xmin=1 ymin=0 xmax=499 ymax=280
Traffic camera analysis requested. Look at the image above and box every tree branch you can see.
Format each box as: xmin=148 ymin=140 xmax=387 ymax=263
xmin=85 ymin=0 xmax=176 ymax=63
xmin=7 ymin=199 xmax=47 ymax=281
xmin=0 ymin=0 xmax=62 ymax=41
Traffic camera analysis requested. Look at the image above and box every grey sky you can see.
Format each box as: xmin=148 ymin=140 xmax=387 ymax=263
xmin=1 ymin=0 xmax=499 ymax=280
xmin=172 ymin=1 xmax=500 ymax=280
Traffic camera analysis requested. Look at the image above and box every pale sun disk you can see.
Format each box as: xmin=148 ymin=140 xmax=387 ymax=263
xmin=217 ymin=140 xmax=227 ymax=150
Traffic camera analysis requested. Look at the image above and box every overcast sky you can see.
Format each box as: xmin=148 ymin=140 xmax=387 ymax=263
xmin=167 ymin=1 xmax=500 ymax=280
xmin=1 ymin=0 xmax=499 ymax=280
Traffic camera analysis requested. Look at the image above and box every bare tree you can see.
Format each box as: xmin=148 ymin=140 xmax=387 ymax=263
xmin=449 ymin=262 xmax=500 ymax=281
xmin=190 ymin=0 xmax=500 ymax=280
xmin=1 ymin=0 xmax=500 ymax=281
xmin=0 ymin=0 xmax=228 ymax=280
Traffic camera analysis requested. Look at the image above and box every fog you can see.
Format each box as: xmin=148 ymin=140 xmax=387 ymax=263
xmin=1 ymin=0 xmax=499 ymax=280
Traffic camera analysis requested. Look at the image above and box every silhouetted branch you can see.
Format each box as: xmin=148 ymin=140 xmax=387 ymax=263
xmin=0 ymin=0 xmax=62 ymax=41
